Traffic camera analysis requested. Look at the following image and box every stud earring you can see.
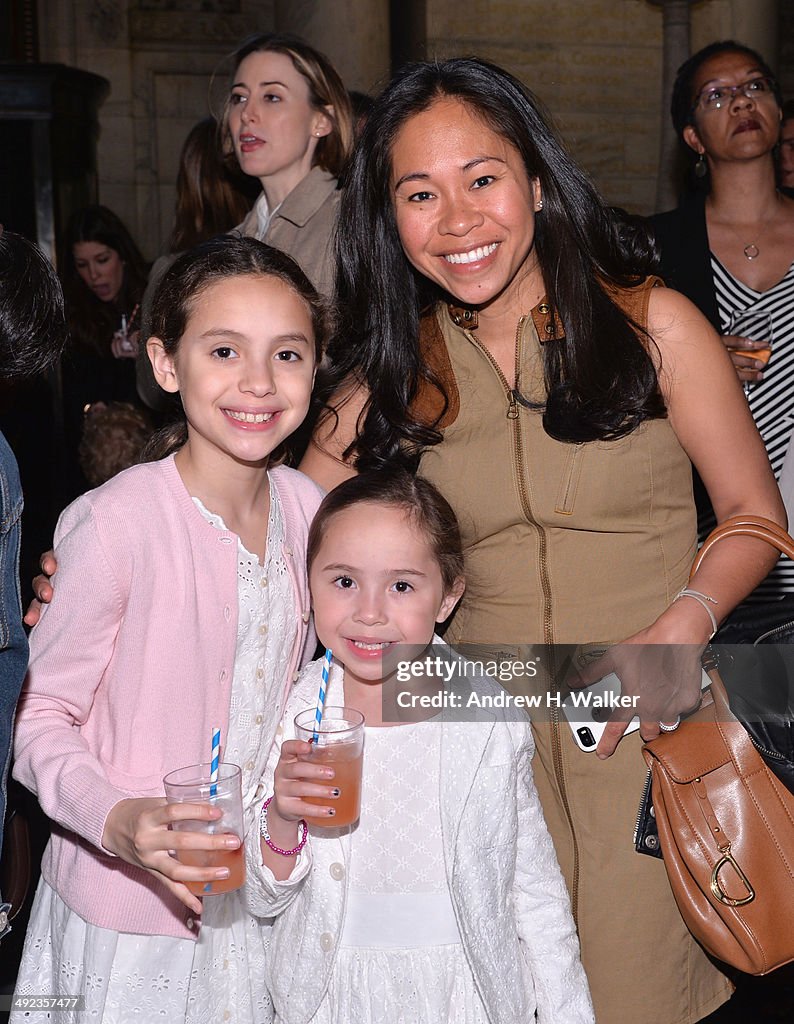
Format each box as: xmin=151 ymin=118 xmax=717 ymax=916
xmin=536 ymin=198 xmax=543 ymax=211
xmin=695 ymin=152 xmax=707 ymax=178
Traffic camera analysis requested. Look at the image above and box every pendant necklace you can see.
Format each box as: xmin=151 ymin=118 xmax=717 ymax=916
xmin=722 ymin=193 xmax=782 ymax=261
xmin=743 ymin=241 xmax=760 ymax=261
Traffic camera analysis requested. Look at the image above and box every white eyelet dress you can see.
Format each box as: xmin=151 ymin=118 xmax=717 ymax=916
xmin=306 ymin=720 xmax=491 ymax=1024
xmin=186 ymin=490 xmax=296 ymax=1024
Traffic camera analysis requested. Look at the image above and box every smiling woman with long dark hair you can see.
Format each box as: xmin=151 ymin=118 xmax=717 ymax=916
xmin=301 ymin=56 xmax=785 ymax=1024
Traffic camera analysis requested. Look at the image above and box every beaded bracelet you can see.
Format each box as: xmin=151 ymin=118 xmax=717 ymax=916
xmin=674 ymin=587 xmax=718 ymax=639
xmin=259 ymin=796 xmax=308 ymax=857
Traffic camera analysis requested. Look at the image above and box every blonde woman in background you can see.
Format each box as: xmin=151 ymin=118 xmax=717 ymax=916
xmin=225 ymin=32 xmax=353 ymax=299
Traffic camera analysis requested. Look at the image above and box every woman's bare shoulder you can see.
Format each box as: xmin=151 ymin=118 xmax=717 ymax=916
xmin=298 ymin=376 xmax=369 ymax=490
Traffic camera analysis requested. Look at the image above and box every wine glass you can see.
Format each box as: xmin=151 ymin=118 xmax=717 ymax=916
xmin=727 ymin=310 xmax=773 ymax=398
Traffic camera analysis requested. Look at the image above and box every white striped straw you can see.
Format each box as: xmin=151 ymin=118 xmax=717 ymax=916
xmin=204 ymin=727 xmax=221 ymax=893
xmin=313 ymin=649 xmax=332 ymax=743
xmin=209 ymin=727 xmax=220 ymax=798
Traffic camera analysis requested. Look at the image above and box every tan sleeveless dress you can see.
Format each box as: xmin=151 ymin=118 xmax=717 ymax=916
xmin=417 ymin=280 xmax=733 ymax=1024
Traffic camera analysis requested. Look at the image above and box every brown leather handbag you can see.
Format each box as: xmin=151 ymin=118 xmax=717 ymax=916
xmin=1 ymin=779 xmax=32 ymax=924
xmin=642 ymin=515 xmax=794 ymax=975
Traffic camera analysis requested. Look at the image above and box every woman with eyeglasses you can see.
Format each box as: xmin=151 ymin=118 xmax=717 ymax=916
xmin=651 ymin=41 xmax=794 ymax=627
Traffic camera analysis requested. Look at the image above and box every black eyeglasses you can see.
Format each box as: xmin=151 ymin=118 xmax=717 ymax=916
xmin=693 ymin=76 xmax=777 ymax=113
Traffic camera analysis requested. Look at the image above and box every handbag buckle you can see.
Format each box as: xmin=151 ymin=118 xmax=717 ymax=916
xmin=710 ymin=846 xmax=755 ymax=906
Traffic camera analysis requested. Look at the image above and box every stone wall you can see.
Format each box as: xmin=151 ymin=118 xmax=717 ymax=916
xmin=36 ymin=0 xmax=783 ymax=258
xmin=423 ymin=0 xmax=780 ymax=214
xmin=37 ymin=0 xmax=277 ymax=257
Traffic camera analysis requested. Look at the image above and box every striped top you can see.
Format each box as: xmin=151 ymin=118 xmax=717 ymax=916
xmin=710 ymin=254 xmax=794 ymax=596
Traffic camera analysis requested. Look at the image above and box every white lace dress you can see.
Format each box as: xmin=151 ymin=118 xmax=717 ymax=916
xmin=12 ymin=485 xmax=295 ymax=1024
xmin=306 ymin=721 xmax=490 ymax=1024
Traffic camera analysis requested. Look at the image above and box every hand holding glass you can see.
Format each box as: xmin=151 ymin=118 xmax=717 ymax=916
xmin=727 ymin=310 xmax=773 ymax=397
xmin=111 ymin=312 xmax=139 ymax=358
xmin=163 ymin=762 xmax=246 ymax=895
xmin=294 ymin=707 xmax=365 ymax=827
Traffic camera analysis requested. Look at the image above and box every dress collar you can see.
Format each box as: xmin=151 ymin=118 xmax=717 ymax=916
xmin=446 ymin=298 xmax=565 ymax=341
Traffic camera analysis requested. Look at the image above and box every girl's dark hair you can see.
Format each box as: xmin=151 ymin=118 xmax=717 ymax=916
xmin=143 ymin=235 xmax=328 ymax=461
xmin=323 ymin=57 xmax=664 ymax=470
xmin=671 ymin=40 xmax=781 ymax=145
xmin=348 ymin=89 xmax=375 ymax=137
xmin=0 ymin=230 xmax=68 ymax=378
xmin=61 ymin=205 xmax=148 ymax=356
xmin=306 ymin=471 xmax=464 ymax=592
xmin=169 ymin=117 xmax=255 ymax=251
xmin=222 ymin=33 xmax=353 ymax=180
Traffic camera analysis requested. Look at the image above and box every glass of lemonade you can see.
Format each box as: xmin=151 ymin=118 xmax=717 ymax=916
xmin=294 ymin=707 xmax=365 ymax=827
xmin=163 ymin=762 xmax=246 ymax=895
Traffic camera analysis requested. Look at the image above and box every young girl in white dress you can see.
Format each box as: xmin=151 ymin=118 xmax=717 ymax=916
xmin=12 ymin=237 xmax=326 ymax=1023
xmin=246 ymin=472 xmax=595 ymax=1024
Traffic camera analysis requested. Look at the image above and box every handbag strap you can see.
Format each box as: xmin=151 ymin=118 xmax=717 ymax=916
xmin=692 ymin=514 xmax=794 ymax=727
xmin=703 ymin=665 xmax=762 ymax=772
xmin=691 ymin=515 xmax=794 ymax=577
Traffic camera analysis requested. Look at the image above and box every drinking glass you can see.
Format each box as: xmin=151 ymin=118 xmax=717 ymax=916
xmin=294 ymin=707 xmax=365 ymax=827
xmin=163 ymin=762 xmax=245 ymax=895
xmin=727 ymin=310 xmax=773 ymax=398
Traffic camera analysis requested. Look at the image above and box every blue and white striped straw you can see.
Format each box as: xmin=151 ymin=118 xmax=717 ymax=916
xmin=313 ymin=649 xmax=332 ymax=743
xmin=209 ymin=727 xmax=221 ymax=798
xmin=203 ymin=727 xmax=222 ymax=893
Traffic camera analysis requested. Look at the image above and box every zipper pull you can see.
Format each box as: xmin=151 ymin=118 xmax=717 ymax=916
xmin=508 ymin=315 xmax=526 ymax=420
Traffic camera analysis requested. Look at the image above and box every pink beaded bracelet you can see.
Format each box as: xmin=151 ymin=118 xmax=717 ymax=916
xmin=259 ymin=796 xmax=308 ymax=857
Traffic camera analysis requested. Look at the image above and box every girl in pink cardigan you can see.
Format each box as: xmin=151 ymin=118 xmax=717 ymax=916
xmin=12 ymin=237 xmax=325 ymax=1023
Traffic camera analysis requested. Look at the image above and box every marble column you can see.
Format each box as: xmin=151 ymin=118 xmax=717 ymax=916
xmin=275 ymin=0 xmax=390 ymax=94
xmin=690 ymin=0 xmax=779 ymax=69
xmin=648 ymin=0 xmax=695 ymax=212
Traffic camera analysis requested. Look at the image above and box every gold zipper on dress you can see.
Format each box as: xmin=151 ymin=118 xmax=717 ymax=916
xmin=464 ymin=314 xmax=581 ymax=922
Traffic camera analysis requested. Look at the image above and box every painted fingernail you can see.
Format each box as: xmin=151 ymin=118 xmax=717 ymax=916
xmin=323 ymin=768 xmax=335 ymax=778
xmin=331 ymin=788 xmax=341 ymax=797
xmin=327 ymin=808 xmax=336 ymax=817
